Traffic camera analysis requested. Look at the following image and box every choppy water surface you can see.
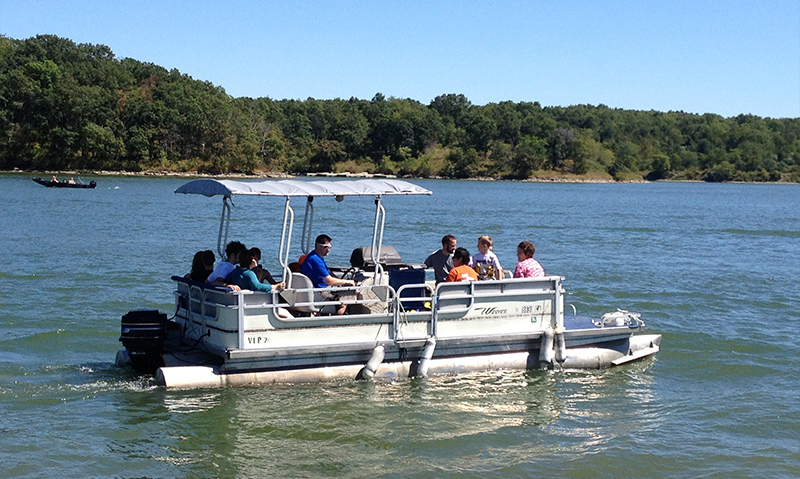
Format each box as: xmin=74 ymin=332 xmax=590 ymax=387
xmin=1 ymin=175 xmax=798 ymax=478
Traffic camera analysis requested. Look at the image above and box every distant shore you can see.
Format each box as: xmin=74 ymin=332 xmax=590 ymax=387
xmin=5 ymin=168 xmax=798 ymax=184
xmin=3 ymin=168 xmax=636 ymax=183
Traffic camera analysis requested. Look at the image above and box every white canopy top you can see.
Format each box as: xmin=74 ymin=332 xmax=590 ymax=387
xmin=175 ymin=178 xmax=432 ymax=198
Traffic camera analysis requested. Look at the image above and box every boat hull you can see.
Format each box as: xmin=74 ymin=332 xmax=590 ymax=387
xmin=32 ymin=178 xmax=96 ymax=188
xmin=150 ymin=334 xmax=661 ymax=388
xmin=116 ymin=276 xmax=660 ymax=388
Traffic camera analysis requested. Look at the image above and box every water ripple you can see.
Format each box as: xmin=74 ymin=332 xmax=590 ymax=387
xmin=1 ymin=177 xmax=799 ymax=478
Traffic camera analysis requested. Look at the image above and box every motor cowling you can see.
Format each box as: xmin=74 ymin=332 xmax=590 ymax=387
xmin=119 ymin=310 xmax=167 ymax=374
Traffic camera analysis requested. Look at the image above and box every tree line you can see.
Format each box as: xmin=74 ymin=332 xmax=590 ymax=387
xmin=2 ymin=34 xmax=799 ymax=182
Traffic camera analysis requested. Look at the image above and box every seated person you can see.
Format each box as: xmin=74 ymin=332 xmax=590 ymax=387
xmin=226 ymin=249 xmax=291 ymax=318
xmin=67 ymin=177 xmax=75 ymax=184
xmin=470 ymin=235 xmax=503 ymax=280
xmin=514 ymin=241 xmax=545 ymax=278
xmin=300 ymin=234 xmax=355 ymax=315
xmin=50 ymin=175 xmax=58 ymax=183
xmin=225 ymin=249 xmax=286 ymax=293
xmin=251 ymin=247 xmax=277 ymax=284
xmin=207 ymin=241 xmax=247 ymax=290
xmin=186 ymin=250 xmax=215 ymax=282
xmin=446 ymin=247 xmax=479 ymax=282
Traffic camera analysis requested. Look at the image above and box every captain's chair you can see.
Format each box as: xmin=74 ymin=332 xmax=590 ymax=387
xmin=286 ymin=273 xmax=322 ymax=315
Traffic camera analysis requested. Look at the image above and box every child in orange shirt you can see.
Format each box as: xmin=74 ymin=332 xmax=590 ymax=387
xmin=446 ymin=247 xmax=478 ymax=282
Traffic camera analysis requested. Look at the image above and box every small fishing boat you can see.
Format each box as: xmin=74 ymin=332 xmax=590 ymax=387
xmin=116 ymin=178 xmax=661 ymax=388
xmin=33 ymin=177 xmax=97 ymax=188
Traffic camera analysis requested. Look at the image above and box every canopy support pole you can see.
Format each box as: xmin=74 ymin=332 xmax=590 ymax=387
xmin=370 ymin=196 xmax=386 ymax=283
xmin=278 ymin=197 xmax=294 ymax=281
xmin=216 ymin=197 xmax=232 ymax=260
xmin=300 ymin=196 xmax=315 ymax=255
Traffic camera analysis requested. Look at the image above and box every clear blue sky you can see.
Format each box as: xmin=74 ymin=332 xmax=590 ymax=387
xmin=2 ymin=0 xmax=799 ymax=118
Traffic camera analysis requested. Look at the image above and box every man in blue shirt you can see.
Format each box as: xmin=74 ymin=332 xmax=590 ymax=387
xmin=301 ymin=234 xmax=355 ymax=314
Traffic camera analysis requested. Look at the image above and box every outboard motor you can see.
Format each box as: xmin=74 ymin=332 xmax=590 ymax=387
xmin=119 ymin=310 xmax=167 ymax=374
xmin=349 ymin=245 xmax=426 ymax=270
xmin=349 ymin=245 xmax=405 ymax=269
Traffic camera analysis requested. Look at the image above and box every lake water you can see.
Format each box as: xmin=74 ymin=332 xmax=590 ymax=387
xmin=1 ymin=175 xmax=798 ymax=478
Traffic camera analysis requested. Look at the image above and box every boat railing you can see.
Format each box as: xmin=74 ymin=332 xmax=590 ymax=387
xmin=279 ymin=281 xmax=394 ymax=316
xmin=172 ymin=276 xmax=238 ymax=340
xmin=389 ymin=276 xmax=564 ymax=342
xmin=188 ymin=284 xmax=212 ymax=333
xmin=174 ymin=274 xmax=566 ymax=349
xmin=392 ymin=283 xmax=435 ymax=342
xmin=174 ymin=275 xmax=394 ymax=322
xmin=394 ymin=283 xmax=434 ymax=311
xmin=432 ymin=276 xmax=565 ymax=332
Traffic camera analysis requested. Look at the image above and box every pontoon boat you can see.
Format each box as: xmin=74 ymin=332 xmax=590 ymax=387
xmin=116 ymin=179 xmax=661 ymax=388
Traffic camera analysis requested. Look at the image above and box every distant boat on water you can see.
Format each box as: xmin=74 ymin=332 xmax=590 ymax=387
xmin=32 ymin=177 xmax=97 ymax=189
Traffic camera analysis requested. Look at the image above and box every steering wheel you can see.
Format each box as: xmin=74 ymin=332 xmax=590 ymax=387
xmin=338 ymin=266 xmax=357 ymax=279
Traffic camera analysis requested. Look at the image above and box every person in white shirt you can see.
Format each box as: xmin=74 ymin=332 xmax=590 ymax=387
xmin=207 ymin=241 xmax=247 ymax=290
xmin=469 ymin=235 xmax=503 ymax=280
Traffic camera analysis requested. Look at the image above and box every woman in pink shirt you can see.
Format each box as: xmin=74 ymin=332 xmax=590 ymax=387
xmin=513 ymin=241 xmax=545 ymax=278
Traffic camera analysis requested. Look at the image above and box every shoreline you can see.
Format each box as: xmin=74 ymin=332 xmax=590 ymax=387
xmin=4 ymin=169 xmax=798 ymax=185
xmin=3 ymin=168 xmax=626 ymax=183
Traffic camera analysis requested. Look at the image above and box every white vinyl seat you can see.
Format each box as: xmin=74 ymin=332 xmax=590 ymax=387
xmin=287 ymin=273 xmax=323 ymax=314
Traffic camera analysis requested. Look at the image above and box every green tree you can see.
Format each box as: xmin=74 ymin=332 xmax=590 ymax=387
xmin=608 ymin=140 xmax=638 ymax=177
xmin=547 ymin=127 xmax=576 ymax=169
xmin=0 ymin=34 xmax=798 ymax=183
xmin=512 ymin=135 xmax=547 ymax=178
xmin=646 ymin=153 xmax=671 ymax=180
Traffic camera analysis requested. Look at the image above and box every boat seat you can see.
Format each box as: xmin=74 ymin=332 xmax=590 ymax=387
xmin=285 ymin=273 xmax=323 ymax=314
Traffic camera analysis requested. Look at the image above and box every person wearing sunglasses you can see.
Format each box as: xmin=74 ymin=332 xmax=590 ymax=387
xmin=300 ymin=234 xmax=356 ymax=315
